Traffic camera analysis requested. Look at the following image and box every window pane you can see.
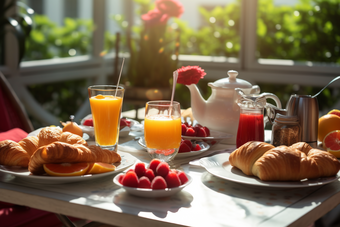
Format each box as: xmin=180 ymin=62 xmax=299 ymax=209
xmin=22 ymin=0 xmax=93 ymax=61
xmin=257 ymin=0 xmax=340 ymax=65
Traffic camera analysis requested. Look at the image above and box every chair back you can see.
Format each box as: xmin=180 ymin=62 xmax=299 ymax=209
xmin=0 ymin=72 xmax=34 ymax=133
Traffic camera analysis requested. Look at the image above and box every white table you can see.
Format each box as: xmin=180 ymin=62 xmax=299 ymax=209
xmin=1 ymin=130 xmax=340 ymax=227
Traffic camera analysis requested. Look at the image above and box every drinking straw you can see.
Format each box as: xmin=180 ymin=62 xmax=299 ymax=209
xmin=115 ymin=58 xmax=125 ymax=97
xmin=169 ymin=70 xmax=178 ymax=115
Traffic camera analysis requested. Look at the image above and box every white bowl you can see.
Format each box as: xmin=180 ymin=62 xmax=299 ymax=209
xmin=113 ymin=173 xmax=192 ymax=198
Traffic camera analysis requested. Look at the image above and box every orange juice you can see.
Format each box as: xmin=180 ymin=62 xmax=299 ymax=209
xmin=90 ymin=95 xmax=123 ymax=146
xmin=144 ymin=115 xmax=181 ymax=149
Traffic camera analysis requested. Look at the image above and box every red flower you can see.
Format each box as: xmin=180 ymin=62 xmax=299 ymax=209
xmin=141 ymin=9 xmax=170 ymax=26
xmin=155 ymin=0 xmax=184 ymax=18
xmin=177 ymin=66 xmax=206 ymax=85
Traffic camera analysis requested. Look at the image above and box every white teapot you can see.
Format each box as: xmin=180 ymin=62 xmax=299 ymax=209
xmin=186 ymin=70 xmax=282 ymax=144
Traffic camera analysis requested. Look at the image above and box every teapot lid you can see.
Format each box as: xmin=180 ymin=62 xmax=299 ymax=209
xmin=209 ymin=70 xmax=252 ymax=89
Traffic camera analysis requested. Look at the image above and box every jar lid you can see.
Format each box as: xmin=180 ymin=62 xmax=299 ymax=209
xmin=208 ymin=70 xmax=253 ymax=89
xmin=275 ymin=113 xmax=299 ymax=124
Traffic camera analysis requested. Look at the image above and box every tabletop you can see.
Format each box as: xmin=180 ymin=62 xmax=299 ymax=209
xmin=1 ymin=127 xmax=340 ymax=227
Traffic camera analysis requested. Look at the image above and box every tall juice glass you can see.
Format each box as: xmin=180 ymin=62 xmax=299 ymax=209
xmin=88 ymin=85 xmax=124 ymax=151
xmin=144 ymin=101 xmax=181 ymax=162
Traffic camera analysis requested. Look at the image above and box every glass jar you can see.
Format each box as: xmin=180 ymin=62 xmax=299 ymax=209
xmin=271 ymin=113 xmax=301 ymax=146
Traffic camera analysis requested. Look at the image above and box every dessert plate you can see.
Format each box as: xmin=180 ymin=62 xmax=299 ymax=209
xmin=182 ymin=129 xmax=232 ymax=147
xmin=137 ymin=137 xmax=210 ymax=159
xmin=199 ymin=153 xmax=340 ymax=188
xmin=113 ymin=173 xmax=192 ymax=198
xmin=0 ymin=152 xmax=136 ymax=184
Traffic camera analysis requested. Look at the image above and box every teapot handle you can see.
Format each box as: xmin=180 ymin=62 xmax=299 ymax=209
xmin=262 ymin=93 xmax=283 ymax=124
xmin=262 ymin=93 xmax=282 ymax=109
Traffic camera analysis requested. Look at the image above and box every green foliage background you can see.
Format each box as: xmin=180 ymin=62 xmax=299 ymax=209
xmin=23 ymin=0 xmax=340 ymax=126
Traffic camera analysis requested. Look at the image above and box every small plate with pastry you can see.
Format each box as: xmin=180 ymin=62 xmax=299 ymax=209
xmin=0 ymin=126 xmax=136 ymax=184
xmin=199 ymin=141 xmax=340 ymax=188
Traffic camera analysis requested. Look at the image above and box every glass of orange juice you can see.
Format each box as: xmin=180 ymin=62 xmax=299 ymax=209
xmin=144 ymin=100 xmax=182 ymax=162
xmin=88 ymin=85 xmax=124 ymax=151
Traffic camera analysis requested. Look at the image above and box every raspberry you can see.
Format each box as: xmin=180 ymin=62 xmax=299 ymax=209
xmin=118 ymin=174 xmax=125 ymax=184
xmin=185 ymin=127 xmax=197 ymax=136
xmin=197 ymin=127 xmax=208 ymax=137
xmin=193 ymin=144 xmax=201 ymax=151
xmin=138 ymin=176 xmax=151 ymax=189
xmin=181 ymin=123 xmax=187 ymax=135
xmin=203 ymin=126 xmax=211 ymax=137
xmin=144 ymin=168 xmax=155 ymax=181
xmin=165 ymin=171 xmax=181 ymax=188
xmin=151 ymin=176 xmax=167 ymax=189
xmin=177 ymin=171 xmax=189 ymax=185
xmin=121 ymin=171 xmax=139 ymax=187
xmin=134 ymin=162 xmax=146 ymax=178
xmin=149 ymin=159 xmax=162 ymax=173
xmin=183 ymin=139 xmax=192 ymax=148
xmin=156 ymin=162 xmax=170 ymax=178
xmin=179 ymin=142 xmax=191 ymax=153
xmin=83 ymin=119 xmax=93 ymax=126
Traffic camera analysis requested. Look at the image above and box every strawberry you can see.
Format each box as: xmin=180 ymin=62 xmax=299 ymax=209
xmin=118 ymin=174 xmax=125 ymax=184
xmin=151 ymin=176 xmax=167 ymax=189
xmin=121 ymin=171 xmax=139 ymax=187
xmin=193 ymin=124 xmax=202 ymax=133
xmin=165 ymin=171 xmax=181 ymax=188
xmin=177 ymin=171 xmax=189 ymax=185
xmin=197 ymin=127 xmax=208 ymax=137
xmin=138 ymin=176 xmax=151 ymax=189
xmin=185 ymin=127 xmax=197 ymax=136
xmin=83 ymin=119 xmax=93 ymax=126
xmin=203 ymin=126 xmax=211 ymax=137
xmin=183 ymin=122 xmax=190 ymax=127
xmin=156 ymin=162 xmax=170 ymax=178
xmin=120 ymin=118 xmax=131 ymax=128
xmin=149 ymin=159 xmax=162 ymax=173
xmin=144 ymin=168 xmax=155 ymax=182
xmin=181 ymin=123 xmax=187 ymax=135
xmin=193 ymin=144 xmax=201 ymax=151
xmin=182 ymin=139 xmax=192 ymax=148
xmin=179 ymin=142 xmax=191 ymax=153
xmin=134 ymin=162 xmax=146 ymax=178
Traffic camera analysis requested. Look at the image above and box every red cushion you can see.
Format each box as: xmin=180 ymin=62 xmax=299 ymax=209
xmin=0 ymin=128 xmax=28 ymax=142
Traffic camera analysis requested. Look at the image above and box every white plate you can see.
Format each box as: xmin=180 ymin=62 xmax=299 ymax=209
xmin=0 ymin=152 xmax=136 ymax=184
xmin=182 ymin=129 xmax=232 ymax=147
xmin=137 ymin=137 xmax=210 ymax=159
xmin=113 ymin=173 xmax=192 ymax=198
xmin=199 ymin=153 xmax=340 ymax=188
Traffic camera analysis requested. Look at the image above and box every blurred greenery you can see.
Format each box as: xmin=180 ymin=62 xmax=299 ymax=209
xmin=23 ymin=0 xmax=340 ymax=126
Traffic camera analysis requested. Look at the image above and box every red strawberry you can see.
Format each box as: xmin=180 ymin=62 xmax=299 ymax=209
xmin=134 ymin=162 xmax=146 ymax=178
xmin=177 ymin=171 xmax=189 ymax=185
xmin=203 ymin=126 xmax=210 ymax=137
xmin=197 ymin=127 xmax=208 ymax=137
xmin=156 ymin=162 xmax=170 ymax=178
xmin=179 ymin=142 xmax=191 ymax=153
xmin=151 ymin=176 xmax=167 ymax=189
xmin=193 ymin=144 xmax=201 ymax=151
xmin=120 ymin=118 xmax=131 ymax=128
xmin=181 ymin=123 xmax=187 ymax=135
xmin=185 ymin=127 xmax=197 ymax=136
xmin=138 ymin=176 xmax=151 ymax=189
xmin=183 ymin=122 xmax=190 ymax=127
xmin=165 ymin=171 xmax=181 ymax=188
xmin=144 ymin=168 xmax=155 ymax=182
xmin=183 ymin=139 xmax=192 ymax=148
xmin=118 ymin=174 xmax=125 ymax=184
xmin=121 ymin=171 xmax=139 ymax=187
xmin=149 ymin=159 xmax=162 ymax=173
xmin=193 ymin=124 xmax=202 ymax=133
xmin=83 ymin=119 xmax=93 ymax=126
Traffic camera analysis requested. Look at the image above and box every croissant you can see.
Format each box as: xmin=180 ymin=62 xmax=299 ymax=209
xmin=58 ymin=132 xmax=88 ymax=146
xmin=38 ymin=127 xmax=62 ymax=147
xmin=0 ymin=140 xmax=30 ymax=167
xmin=18 ymin=136 xmax=39 ymax=157
xmin=29 ymin=142 xmax=121 ymax=175
xmin=229 ymin=141 xmax=340 ymax=181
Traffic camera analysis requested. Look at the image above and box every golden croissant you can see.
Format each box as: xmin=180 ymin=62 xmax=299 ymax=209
xmin=29 ymin=142 xmax=121 ymax=175
xmin=229 ymin=141 xmax=340 ymax=181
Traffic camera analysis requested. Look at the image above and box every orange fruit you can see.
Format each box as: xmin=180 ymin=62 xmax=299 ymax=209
xmin=87 ymin=162 xmax=116 ymax=174
xmin=328 ymin=109 xmax=340 ymax=118
xmin=323 ymin=130 xmax=340 ymax=158
xmin=43 ymin=163 xmax=89 ymax=176
xmin=61 ymin=121 xmax=83 ymax=137
xmin=318 ymin=114 xmax=340 ymax=142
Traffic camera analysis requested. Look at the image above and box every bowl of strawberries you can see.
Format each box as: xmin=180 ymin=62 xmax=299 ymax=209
xmin=181 ymin=122 xmax=232 ymax=147
xmin=113 ymin=159 xmax=192 ymax=198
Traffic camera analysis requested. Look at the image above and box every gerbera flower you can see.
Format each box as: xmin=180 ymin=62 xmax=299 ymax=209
xmin=177 ymin=66 xmax=206 ymax=85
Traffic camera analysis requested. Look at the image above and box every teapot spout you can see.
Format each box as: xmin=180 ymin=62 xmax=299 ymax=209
xmin=186 ymin=84 xmax=207 ymax=123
